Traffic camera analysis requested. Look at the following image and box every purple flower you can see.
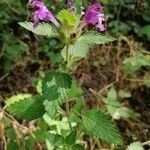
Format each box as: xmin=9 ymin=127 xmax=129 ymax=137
xmin=81 ymin=3 xmax=105 ymax=32
xmin=67 ymin=0 xmax=74 ymax=5
xmin=31 ymin=0 xmax=59 ymax=28
xmin=69 ymin=7 xmax=77 ymax=14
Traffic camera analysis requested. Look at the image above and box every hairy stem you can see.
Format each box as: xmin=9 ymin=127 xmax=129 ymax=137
xmin=66 ymin=43 xmax=69 ymax=64
xmin=65 ymin=101 xmax=72 ymax=131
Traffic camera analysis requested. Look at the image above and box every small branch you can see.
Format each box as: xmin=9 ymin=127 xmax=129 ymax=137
xmin=0 ymin=43 xmax=5 ymax=59
xmin=0 ymin=73 xmax=9 ymax=82
xmin=3 ymin=0 xmax=20 ymax=15
xmin=142 ymin=140 xmax=150 ymax=146
xmin=65 ymin=101 xmax=73 ymax=131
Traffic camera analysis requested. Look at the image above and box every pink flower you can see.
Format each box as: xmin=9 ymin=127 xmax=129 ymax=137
xmin=67 ymin=0 xmax=74 ymax=5
xmin=69 ymin=7 xmax=77 ymax=14
xmin=81 ymin=3 xmax=105 ymax=32
xmin=31 ymin=0 xmax=59 ymax=28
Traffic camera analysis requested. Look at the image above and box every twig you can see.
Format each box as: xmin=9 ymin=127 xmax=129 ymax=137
xmin=3 ymin=0 xmax=20 ymax=15
xmin=0 ymin=73 xmax=9 ymax=82
xmin=142 ymin=140 xmax=150 ymax=146
xmin=99 ymin=82 xmax=115 ymax=94
xmin=121 ymin=36 xmax=136 ymax=56
xmin=0 ymin=43 xmax=5 ymax=59
xmin=2 ymin=136 xmax=7 ymax=150
xmin=65 ymin=101 xmax=73 ymax=131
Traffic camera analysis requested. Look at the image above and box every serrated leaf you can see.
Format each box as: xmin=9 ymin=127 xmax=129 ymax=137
xmin=72 ymin=144 xmax=84 ymax=150
xmin=6 ymin=128 xmax=16 ymax=140
xmin=42 ymin=72 xmax=72 ymax=118
xmin=5 ymin=94 xmax=32 ymax=107
xmin=42 ymin=71 xmax=72 ymax=103
xmin=19 ymin=22 xmax=59 ymax=37
xmin=6 ymin=95 xmax=45 ymax=120
xmin=25 ymin=136 xmax=34 ymax=150
xmin=113 ymin=107 xmax=135 ymax=120
xmin=123 ymin=57 xmax=141 ymax=75
xmin=82 ymin=109 xmax=123 ymax=145
xmin=7 ymin=141 xmax=19 ymax=150
xmin=57 ymin=9 xmax=77 ymax=28
xmin=48 ymin=52 xmax=63 ymax=64
xmin=43 ymin=100 xmax=60 ymax=118
xmin=69 ymin=111 xmax=82 ymax=123
xmin=68 ymin=81 xmax=83 ymax=99
xmin=33 ymin=128 xmax=46 ymax=141
xmin=107 ymin=87 xmax=117 ymax=100
xmin=118 ymin=90 xmax=131 ymax=98
xmin=138 ymin=25 xmax=150 ymax=39
xmin=127 ymin=142 xmax=144 ymax=150
xmin=46 ymin=132 xmax=65 ymax=147
xmin=69 ymin=99 xmax=83 ymax=123
xmin=65 ymin=130 xmax=76 ymax=145
xmin=72 ymin=99 xmax=84 ymax=112
xmin=79 ymin=32 xmax=116 ymax=45
xmin=123 ymin=52 xmax=150 ymax=75
xmin=102 ymin=97 xmax=121 ymax=108
xmin=62 ymin=32 xmax=116 ymax=64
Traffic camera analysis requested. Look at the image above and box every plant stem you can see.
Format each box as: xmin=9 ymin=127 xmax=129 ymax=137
xmin=66 ymin=43 xmax=69 ymax=63
xmin=66 ymin=101 xmax=73 ymax=131
xmin=64 ymin=41 xmax=72 ymax=131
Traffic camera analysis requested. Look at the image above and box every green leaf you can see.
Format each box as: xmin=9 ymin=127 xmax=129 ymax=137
xmin=102 ymin=97 xmax=121 ymax=108
xmin=82 ymin=109 xmax=123 ymax=145
xmin=107 ymin=87 xmax=117 ymax=100
xmin=42 ymin=72 xmax=72 ymax=118
xmin=34 ymin=128 xmax=46 ymax=141
xmin=57 ymin=9 xmax=76 ymax=28
xmin=25 ymin=136 xmax=34 ymax=150
xmin=127 ymin=142 xmax=144 ymax=150
xmin=62 ymin=32 xmax=115 ymax=64
xmin=46 ymin=132 xmax=65 ymax=147
xmin=42 ymin=71 xmax=72 ymax=103
xmin=72 ymin=99 xmax=84 ymax=112
xmin=19 ymin=22 xmax=59 ymax=37
xmin=118 ymin=90 xmax=131 ymax=98
xmin=43 ymin=100 xmax=60 ymax=118
xmin=109 ymin=21 xmax=131 ymax=35
xmin=72 ymin=144 xmax=84 ymax=150
xmin=78 ymin=32 xmax=116 ymax=45
xmin=48 ymin=52 xmax=63 ymax=64
xmin=65 ymin=130 xmax=76 ymax=145
xmin=112 ymin=107 xmax=135 ymax=120
xmin=6 ymin=44 xmax=29 ymax=60
xmin=123 ymin=57 xmax=141 ymax=75
xmin=138 ymin=25 xmax=150 ymax=39
xmin=6 ymin=128 xmax=16 ymax=140
xmin=6 ymin=95 xmax=45 ymax=120
xmin=68 ymin=81 xmax=83 ymax=99
xmin=69 ymin=99 xmax=83 ymax=123
xmin=7 ymin=141 xmax=19 ymax=150
xmin=5 ymin=94 xmax=32 ymax=107
xmin=123 ymin=52 xmax=150 ymax=75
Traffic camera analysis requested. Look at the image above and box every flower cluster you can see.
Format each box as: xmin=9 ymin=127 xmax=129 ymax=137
xmin=31 ymin=0 xmax=105 ymax=32
xmin=81 ymin=3 xmax=105 ymax=31
xmin=31 ymin=0 xmax=59 ymax=28
xmin=67 ymin=0 xmax=74 ymax=5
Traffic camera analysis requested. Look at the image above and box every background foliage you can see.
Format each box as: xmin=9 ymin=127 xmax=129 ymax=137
xmin=0 ymin=0 xmax=150 ymax=150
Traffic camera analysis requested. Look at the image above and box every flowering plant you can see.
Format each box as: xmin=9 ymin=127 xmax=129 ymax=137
xmin=5 ymin=0 xmax=123 ymax=149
